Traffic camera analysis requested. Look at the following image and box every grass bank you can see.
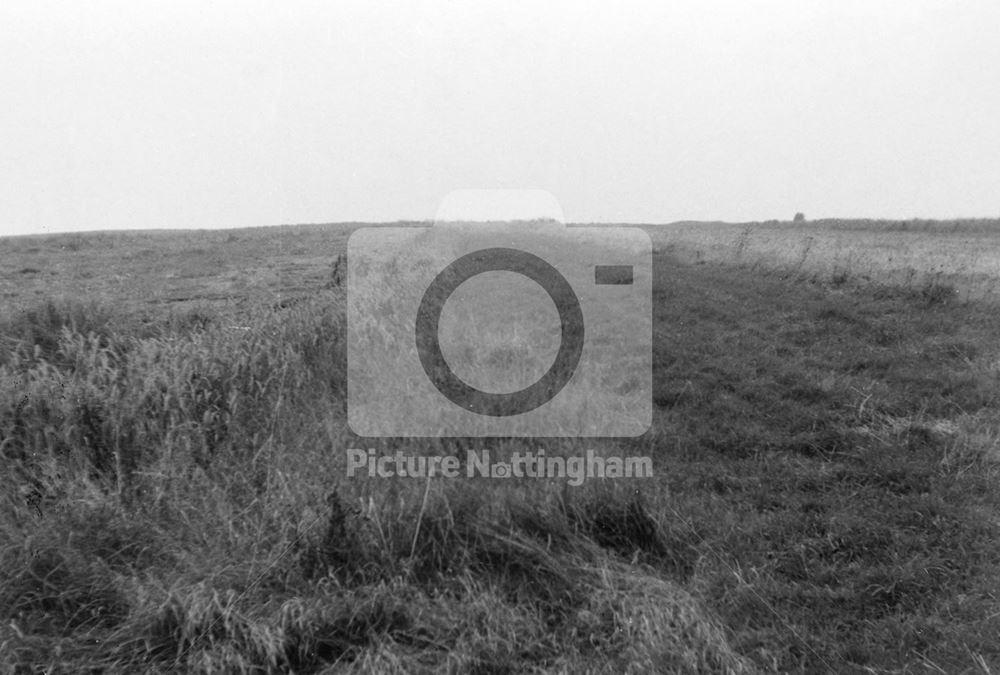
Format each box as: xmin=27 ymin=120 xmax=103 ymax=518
xmin=1 ymin=227 xmax=999 ymax=672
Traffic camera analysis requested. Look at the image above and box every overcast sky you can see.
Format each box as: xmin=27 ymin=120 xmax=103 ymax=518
xmin=2 ymin=1 xmax=998 ymax=235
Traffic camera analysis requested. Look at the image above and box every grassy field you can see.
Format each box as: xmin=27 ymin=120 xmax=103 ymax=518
xmin=1 ymin=220 xmax=1000 ymax=673
xmin=650 ymin=218 xmax=1000 ymax=303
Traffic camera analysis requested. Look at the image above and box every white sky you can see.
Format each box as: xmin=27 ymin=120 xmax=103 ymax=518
xmin=2 ymin=0 xmax=999 ymax=235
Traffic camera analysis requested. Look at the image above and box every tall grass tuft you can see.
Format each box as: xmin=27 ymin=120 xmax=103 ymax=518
xmin=0 ymin=293 xmax=753 ymax=673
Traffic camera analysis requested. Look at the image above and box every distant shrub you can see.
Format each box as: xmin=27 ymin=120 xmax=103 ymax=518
xmin=920 ymin=279 xmax=958 ymax=306
xmin=831 ymin=268 xmax=851 ymax=287
xmin=793 ymin=212 xmax=806 ymax=223
xmin=325 ymin=254 xmax=346 ymax=289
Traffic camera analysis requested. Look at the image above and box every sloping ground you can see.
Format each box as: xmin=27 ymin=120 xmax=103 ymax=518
xmin=644 ymin=259 xmax=1000 ymax=671
xmin=650 ymin=219 xmax=1000 ymax=302
xmin=1 ymin=226 xmax=999 ymax=672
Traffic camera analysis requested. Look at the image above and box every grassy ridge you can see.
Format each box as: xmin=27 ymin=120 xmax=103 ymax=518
xmin=650 ymin=219 xmax=1000 ymax=303
xmin=1 ymin=225 xmax=1000 ymax=672
xmin=0 ymin=291 xmax=750 ymax=673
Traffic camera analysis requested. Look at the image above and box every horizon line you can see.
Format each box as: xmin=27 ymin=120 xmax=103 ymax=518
xmin=5 ymin=215 xmax=1000 ymax=240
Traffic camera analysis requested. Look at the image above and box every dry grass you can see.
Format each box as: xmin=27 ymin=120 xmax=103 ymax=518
xmin=2 ymin=220 xmax=1000 ymax=672
xmin=650 ymin=218 xmax=1000 ymax=302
